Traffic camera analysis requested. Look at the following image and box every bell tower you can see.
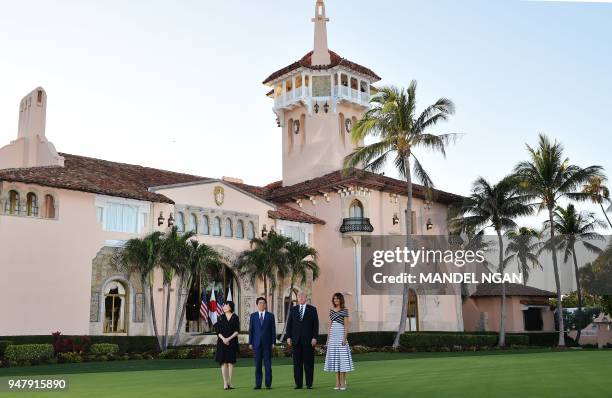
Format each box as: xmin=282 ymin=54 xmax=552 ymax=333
xmin=263 ymin=0 xmax=381 ymax=186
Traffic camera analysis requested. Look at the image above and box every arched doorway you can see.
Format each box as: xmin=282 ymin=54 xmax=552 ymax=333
xmin=407 ymin=288 xmax=419 ymax=332
xmin=184 ymin=264 xmax=241 ymax=333
xmin=104 ymin=281 xmax=128 ymax=333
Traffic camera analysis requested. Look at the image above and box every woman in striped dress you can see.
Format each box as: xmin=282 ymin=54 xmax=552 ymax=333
xmin=324 ymin=292 xmax=354 ymax=390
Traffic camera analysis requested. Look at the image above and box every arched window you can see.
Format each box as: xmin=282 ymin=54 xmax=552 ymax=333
xmin=224 ymin=218 xmax=233 ymax=237
xmin=43 ymin=194 xmax=55 ymax=218
xmin=212 ymin=217 xmax=222 ymax=236
xmin=8 ymin=190 xmax=19 ymax=215
xmin=202 ymin=215 xmax=210 ymax=235
xmin=407 ymin=288 xmax=419 ymax=332
xmin=26 ymin=192 xmax=38 ymax=216
xmin=349 ymin=199 xmax=364 ymax=218
xmin=104 ymin=281 xmax=127 ymax=333
xmin=247 ymin=221 xmax=255 ymax=240
xmin=176 ymin=212 xmax=185 ymax=232
xmin=190 ymin=213 xmax=198 ymax=233
xmin=236 ymin=220 xmax=244 ymax=239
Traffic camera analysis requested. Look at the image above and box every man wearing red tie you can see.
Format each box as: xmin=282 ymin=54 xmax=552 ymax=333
xmin=249 ymin=297 xmax=276 ymax=389
xmin=286 ymin=292 xmax=319 ymax=389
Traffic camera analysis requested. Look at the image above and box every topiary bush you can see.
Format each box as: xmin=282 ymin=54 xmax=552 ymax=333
xmin=4 ymin=344 xmax=54 ymax=366
xmin=90 ymin=343 xmax=120 ymax=356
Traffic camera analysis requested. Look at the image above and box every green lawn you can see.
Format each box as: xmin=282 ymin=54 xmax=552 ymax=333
xmin=1 ymin=350 xmax=611 ymax=398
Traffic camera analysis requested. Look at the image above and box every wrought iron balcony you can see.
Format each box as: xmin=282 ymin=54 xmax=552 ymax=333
xmin=339 ymin=217 xmax=374 ymax=233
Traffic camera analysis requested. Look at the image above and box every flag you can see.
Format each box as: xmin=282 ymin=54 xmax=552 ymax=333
xmin=227 ymin=286 xmax=233 ymax=302
xmin=199 ymin=292 xmax=210 ymax=324
xmin=209 ymin=289 xmax=218 ymax=325
xmin=216 ymin=290 xmax=224 ymax=316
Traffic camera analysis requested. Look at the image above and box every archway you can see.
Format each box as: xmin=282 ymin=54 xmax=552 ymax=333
xmin=103 ymin=281 xmax=128 ymax=333
xmin=407 ymin=288 xmax=419 ymax=332
xmin=184 ymin=264 xmax=241 ymax=333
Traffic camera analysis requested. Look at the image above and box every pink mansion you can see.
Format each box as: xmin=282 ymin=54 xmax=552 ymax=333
xmin=0 ymin=0 xmax=554 ymax=340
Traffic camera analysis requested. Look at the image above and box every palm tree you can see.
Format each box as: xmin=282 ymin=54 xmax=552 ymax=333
xmin=159 ymin=227 xmax=195 ymax=351
xmin=547 ymin=204 xmax=606 ymax=343
xmin=504 ymin=227 xmax=543 ymax=285
xmin=236 ymin=231 xmax=290 ymax=310
xmin=279 ymin=240 xmax=320 ymax=341
xmin=514 ymin=133 xmax=604 ymax=346
xmin=450 ymin=176 xmax=533 ymax=346
xmin=343 ymin=82 xmax=457 ymax=347
xmin=582 ymin=176 xmax=612 ymax=228
xmin=285 ymin=241 xmax=319 ymax=304
xmin=171 ymin=240 xmax=223 ymax=347
xmin=116 ymin=231 xmax=164 ymax=350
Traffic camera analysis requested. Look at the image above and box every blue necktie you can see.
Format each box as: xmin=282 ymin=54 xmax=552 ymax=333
xmin=299 ymin=305 xmax=305 ymax=321
xmin=260 ymin=312 xmax=264 ymax=326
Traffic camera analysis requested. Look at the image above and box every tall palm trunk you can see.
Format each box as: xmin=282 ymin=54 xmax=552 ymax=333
xmin=263 ymin=276 xmax=268 ymax=304
xmin=571 ymin=246 xmax=583 ymax=344
xmin=172 ymin=274 xmax=190 ymax=347
xmin=548 ymin=208 xmax=566 ymax=347
xmin=599 ymin=203 xmax=612 ymax=229
xmin=497 ymin=230 xmax=506 ymax=347
xmin=163 ymin=281 xmax=173 ymax=351
xmin=393 ymin=154 xmax=413 ymax=348
xmin=147 ymin=282 xmax=161 ymax=350
xmin=280 ymin=277 xmax=296 ymax=342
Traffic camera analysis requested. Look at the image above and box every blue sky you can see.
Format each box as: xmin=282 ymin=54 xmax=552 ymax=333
xmin=1 ymin=0 xmax=610 ymax=218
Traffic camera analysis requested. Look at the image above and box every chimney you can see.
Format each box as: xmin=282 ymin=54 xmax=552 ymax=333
xmin=0 ymin=87 xmax=64 ymax=169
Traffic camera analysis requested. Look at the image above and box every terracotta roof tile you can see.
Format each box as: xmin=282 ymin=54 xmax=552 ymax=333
xmin=268 ymin=205 xmax=325 ymax=225
xmin=471 ymin=283 xmax=555 ymax=297
xmin=263 ymin=168 xmax=463 ymax=205
xmin=263 ymin=50 xmax=381 ymax=85
xmin=0 ymin=153 xmax=206 ymax=203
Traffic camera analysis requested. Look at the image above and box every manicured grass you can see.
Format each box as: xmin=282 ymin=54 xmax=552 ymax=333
xmin=1 ymin=350 xmax=611 ymax=398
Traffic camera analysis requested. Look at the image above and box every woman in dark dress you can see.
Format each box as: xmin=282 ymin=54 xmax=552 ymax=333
xmin=215 ymin=301 xmax=240 ymax=390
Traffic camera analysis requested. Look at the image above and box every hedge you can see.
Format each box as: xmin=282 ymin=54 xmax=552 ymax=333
xmin=4 ymin=344 xmax=54 ymax=365
xmin=0 ymin=336 xmax=159 ymax=353
xmin=90 ymin=343 xmax=120 ymax=356
xmin=504 ymin=334 xmax=529 ymax=346
xmin=0 ymin=340 xmax=13 ymax=357
xmin=316 ymin=332 xmax=395 ymax=348
xmin=400 ymin=333 xmax=497 ymax=348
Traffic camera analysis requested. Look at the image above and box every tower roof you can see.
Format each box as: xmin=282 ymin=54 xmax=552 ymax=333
xmin=262 ymin=49 xmax=381 ymax=85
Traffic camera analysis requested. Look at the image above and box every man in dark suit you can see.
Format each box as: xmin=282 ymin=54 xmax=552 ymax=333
xmin=286 ymin=292 xmax=319 ymax=389
xmin=249 ymin=297 xmax=276 ymax=389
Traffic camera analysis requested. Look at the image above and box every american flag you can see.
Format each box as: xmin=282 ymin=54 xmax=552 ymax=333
xmin=199 ymin=292 xmax=210 ymax=324
xmin=216 ymin=290 xmax=224 ymax=316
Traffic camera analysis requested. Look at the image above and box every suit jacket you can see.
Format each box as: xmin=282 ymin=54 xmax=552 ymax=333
xmin=285 ymin=304 xmax=319 ymax=344
xmin=249 ymin=311 xmax=276 ymax=350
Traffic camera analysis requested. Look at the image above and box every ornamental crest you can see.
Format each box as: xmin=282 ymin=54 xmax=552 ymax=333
xmin=214 ymin=186 xmax=224 ymax=206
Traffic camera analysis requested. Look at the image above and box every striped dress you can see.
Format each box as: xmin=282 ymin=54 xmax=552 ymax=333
xmin=324 ymin=308 xmax=354 ymax=372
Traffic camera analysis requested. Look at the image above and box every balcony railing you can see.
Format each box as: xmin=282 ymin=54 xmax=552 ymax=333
xmin=274 ymin=85 xmax=371 ymax=110
xmin=339 ymin=217 xmax=374 ymax=233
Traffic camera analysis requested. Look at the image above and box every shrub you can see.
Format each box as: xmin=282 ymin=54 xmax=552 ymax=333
xmin=0 ymin=340 xmax=13 ymax=357
xmin=58 ymin=352 xmax=83 ymax=363
xmin=52 ymin=332 xmax=91 ymax=354
xmin=4 ymin=344 xmax=54 ymax=366
xmin=90 ymin=343 xmax=120 ymax=356
xmin=400 ymin=333 xmax=497 ymax=349
xmin=158 ymin=349 xmax=178 ymax=359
